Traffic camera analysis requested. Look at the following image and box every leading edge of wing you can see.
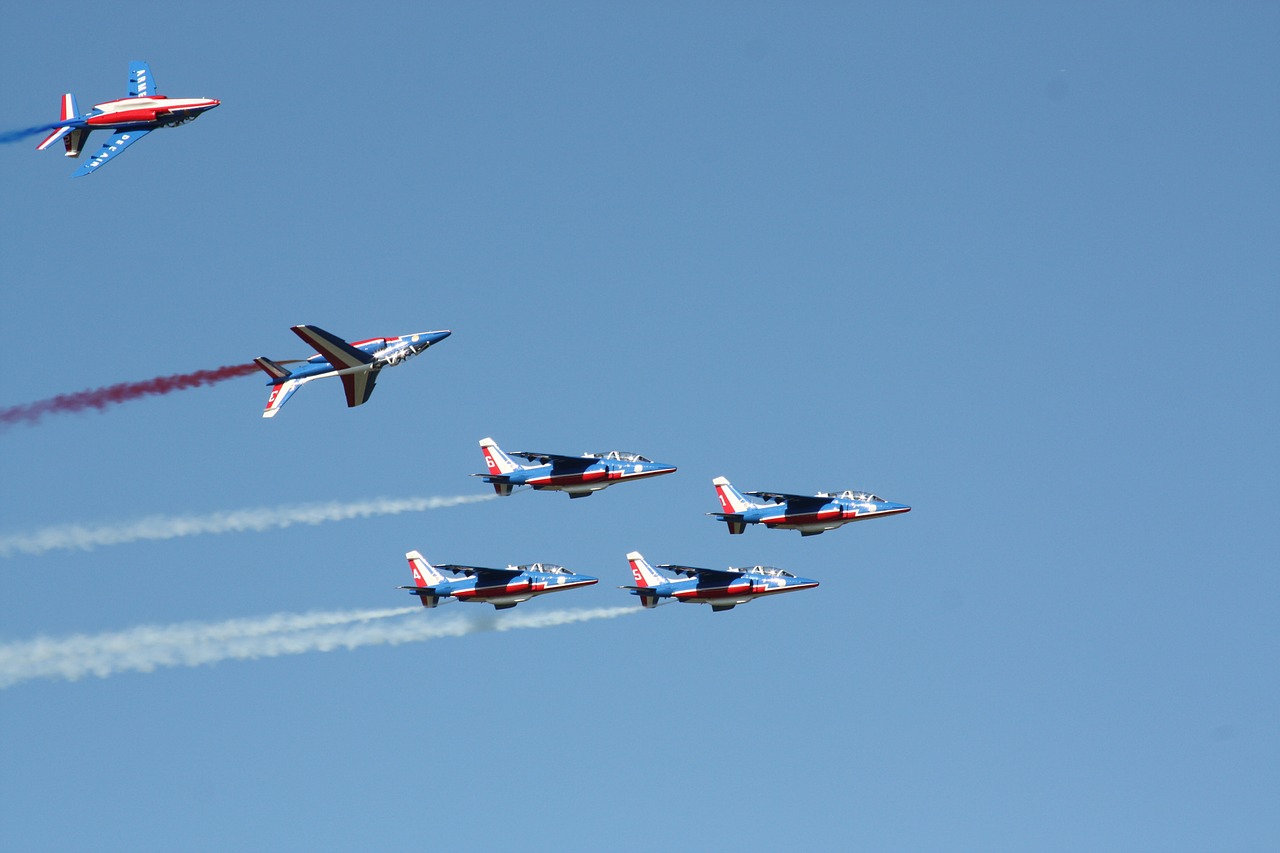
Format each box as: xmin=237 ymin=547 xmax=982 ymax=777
xmin=70 ymin=129 xmax=151 ymax=177
xmin=656 ymin=564 xmax=743 ymax=580
xmin=744 ymin=490 xmax=829 ymax=506
xmin=291 ymin=325 xmax=375 ymax=370
xmin=508 ymin=451 xmax=594 ymax=467
xmin=435 ymin=564 xmax=520 ymax=575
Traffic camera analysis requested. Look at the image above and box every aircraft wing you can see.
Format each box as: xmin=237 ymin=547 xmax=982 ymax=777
xmin=657 ymin=564 xmax=743 ymax=581
xmin=504 ymin=448 xmax=593 ymax=468
xmin=128 ymin=61 xmax=156 ymax=98
xmin=71 ymin=129 xmax=151 ymax=177
xmin=291 ymin=325 xmax=375 ymax=370
xmin=340 ymin=366 xmax=380 ymax=408
xmin=436 ymin=564 xmax=523 ymax=583
xmin=745 ymin=490 xmax=830 ymax=509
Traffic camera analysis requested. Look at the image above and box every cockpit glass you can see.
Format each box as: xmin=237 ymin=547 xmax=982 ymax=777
xmin=594 ymin=451 xmax=651 ymax=462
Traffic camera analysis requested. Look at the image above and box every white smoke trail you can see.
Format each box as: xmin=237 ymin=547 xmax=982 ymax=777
xmin=0 ymin=494 xmax=496 ymax=558
xmin=0 ymin=605 xmax=637 ymax=689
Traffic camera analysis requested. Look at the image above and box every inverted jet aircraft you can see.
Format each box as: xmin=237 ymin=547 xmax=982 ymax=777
xmin=709 ymin=476 xmax=910 ymax=536
xmin=473 ymin=437 xmax=677 ymax=498
xmin=37 ymin=61 xmax=219 ymax=177
xmin=398 ymin=551 xmax=598 ymax=610
xmin=254 ymin=325 xmax=451 ymax=417
xmin=620 ymin=551 xmax=819 ymax=613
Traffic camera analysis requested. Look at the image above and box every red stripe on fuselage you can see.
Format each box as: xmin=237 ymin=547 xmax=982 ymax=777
xmin=673 ymin=581 xmax=817 ymax=602
xmin=528 ymin=469 xmax=608 ymax=487
xmin=760 ymin=508 xmax=842 ymax=526
xmin=453 ymin=578 xmax=596 ymax=602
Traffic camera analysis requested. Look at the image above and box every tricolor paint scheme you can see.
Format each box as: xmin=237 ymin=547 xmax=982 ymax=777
xmin=473 ymin=438 xmax=677 ymax=498
xmin=36 ymin=62 xmax=218 ymax=177
xmin=709 ymin=476 xmax=911 ymax=536
xmin=620 ymin=552 xmax=819 ymax=613
xmin=254 ymin=325 xmax=451 ymax=417
xmin=399 ymin=551 xmax=598 ymax=610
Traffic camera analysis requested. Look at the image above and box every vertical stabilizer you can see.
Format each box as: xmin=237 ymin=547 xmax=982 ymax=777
xmin=625 ymin=552 xmax=663 ymax=608
xmin=479 ymin=437 xmax=522 ymax=475
xmin=406 ymin=551 xmax=447 ymax=587
xmin=712 ymin=476 xmax=755 ymax=513
xmin=626 ymin=552 xmax=666 ymax=588
xmin=401 ymin=551 xmax=446 ymax=607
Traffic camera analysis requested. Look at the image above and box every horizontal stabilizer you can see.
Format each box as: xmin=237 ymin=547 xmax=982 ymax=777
xmin=707 ymin=513 xmax=748 ymax=535
xmin=254 ymin=356 xmax=293 ymax=381
xmin=618 ymin=586 xmax=662 ymax=609
xmin=398 ymin=585 xmax=442 ymax=608
xmin=470 ymin=473 xmax=515 ymax=497
xmin=262 ymin=377 xmax=312 ymax=418
xmin=36 ymin=125 xmax=73 ymax=151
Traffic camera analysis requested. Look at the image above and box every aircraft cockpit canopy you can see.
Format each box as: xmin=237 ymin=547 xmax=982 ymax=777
xmin=828 ymin=490 xmax=883 ymax=502
xmin=740 ymin=566 xmax=795 ymax=578
xmin=519 ymin=563 xmax=569 ymax=574
xmin=589 ymin=451 xmax=652 ymax=463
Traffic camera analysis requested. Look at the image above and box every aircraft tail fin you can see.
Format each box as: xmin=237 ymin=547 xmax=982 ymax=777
xmin=712 ymin=477 xmax=755 ymax=513
xmin=625 ymin=552 xmax=666 ymax=588
xmin=254 ymin=356 xmax=293 ymax=381
xmin=406 ymin=550 xmax=447 ymax=586
xmin=400 ymin=550 xmax=447 ymax=607
xmin=479 ymin=437 xmax=522 ymax=476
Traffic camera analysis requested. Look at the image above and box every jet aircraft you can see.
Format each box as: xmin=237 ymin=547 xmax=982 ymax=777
xmin=398 ymin=551 xmax=598 ymax=610
xmin=254 ymin=325 xmax=450 ymax=417
xmin=473 ymin=437 xmax=676 ymax=498
xmin=620 ymin=551 xmax=819 ymax=613
xmin=709 ymin=476 xmax=910 ymax=536
xmin=37 ymin=61 xmax=219 ymax=177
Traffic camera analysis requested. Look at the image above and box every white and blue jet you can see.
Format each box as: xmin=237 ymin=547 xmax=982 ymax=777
xmin=398 ymin=551 xmax=598 ymax=610
xmin=620 ymin=552 xmax=819 ymax=613
xmin=254 ymin=325 xmax=450 ymax=417
xmin=709 ymin=476 xmax=911 ymax=536
xmin=473 ymin=437 xmax=677 ymax=498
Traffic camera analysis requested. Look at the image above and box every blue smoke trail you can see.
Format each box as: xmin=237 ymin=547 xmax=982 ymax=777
xmin=0 ymin=123 xmax=61 ymax=145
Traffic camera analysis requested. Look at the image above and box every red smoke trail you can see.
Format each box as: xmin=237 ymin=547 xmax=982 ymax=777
xmin=1 ymin=363 xmax=261 ymax=429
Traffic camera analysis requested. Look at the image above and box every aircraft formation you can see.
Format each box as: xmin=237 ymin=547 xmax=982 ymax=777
xmin=35 ymin=62 xmax=912 ymax=615
xmin=259 ymin=321 xmax=909 ymax=612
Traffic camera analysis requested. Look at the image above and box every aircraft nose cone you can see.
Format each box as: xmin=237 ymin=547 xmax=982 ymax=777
xmin=889 ymin=502 xmax=911 ymax=513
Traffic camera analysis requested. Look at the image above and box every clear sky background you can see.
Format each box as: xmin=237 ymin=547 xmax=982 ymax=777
xmin=1 ymin=3 xmax=1277 ymax=851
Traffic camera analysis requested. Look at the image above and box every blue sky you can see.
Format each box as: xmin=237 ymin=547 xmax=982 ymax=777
xmin=1 ymin=3 xmax=1277 ymax=850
